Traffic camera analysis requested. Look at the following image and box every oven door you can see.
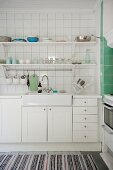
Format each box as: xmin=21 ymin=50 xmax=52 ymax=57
xmin=104 ymin=104 xmax=113 ymax=130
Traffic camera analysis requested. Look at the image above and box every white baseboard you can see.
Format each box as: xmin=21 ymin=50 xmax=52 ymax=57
xmin=0 ymin=143 xmax=101 ymax=152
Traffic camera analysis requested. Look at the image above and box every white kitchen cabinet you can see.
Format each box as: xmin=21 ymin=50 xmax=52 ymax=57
xmin=48 ymin=107 xmax=72 ymax=142
xmin=0 ymin=98 xmax=22 ymax=143
xmin=73 ymin=97 xmax=98 ymax=142
xmin=22 ymin=106 xmax=47 ymax=142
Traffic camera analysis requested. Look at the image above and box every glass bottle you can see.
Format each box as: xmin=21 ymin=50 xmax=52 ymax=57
xmin=38 ymin=81 xmax=42 ymax=93
xmin=85 ymin=49 xmax=91 ymax=64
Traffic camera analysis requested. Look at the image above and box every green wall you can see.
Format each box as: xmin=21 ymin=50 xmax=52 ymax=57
xmin=100 ymin=1 xmax=113 ymax=95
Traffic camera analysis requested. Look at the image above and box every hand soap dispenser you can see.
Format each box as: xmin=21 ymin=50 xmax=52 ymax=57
xmin=38 ymin=81 xmax=42 ymax=93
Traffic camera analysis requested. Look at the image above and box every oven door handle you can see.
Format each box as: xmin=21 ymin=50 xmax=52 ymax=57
xmin=102 ymin=125 xmax=113 ymax=135
xmin=104 ymin=104 xmax=113 ymax=110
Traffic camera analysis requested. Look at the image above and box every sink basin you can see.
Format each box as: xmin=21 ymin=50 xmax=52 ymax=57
xmin=22 ymin=94 xmax=72 ymax=106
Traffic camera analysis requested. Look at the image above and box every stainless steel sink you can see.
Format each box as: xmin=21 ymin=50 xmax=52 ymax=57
xmin=22 ymin=93 xmax=72 ymax=106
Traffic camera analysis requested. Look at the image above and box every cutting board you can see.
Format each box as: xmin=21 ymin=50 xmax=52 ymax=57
xmin=29 ymin=74 xmax=39 ymax=91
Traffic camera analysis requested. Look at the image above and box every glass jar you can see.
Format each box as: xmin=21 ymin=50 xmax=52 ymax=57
xmin=85 ymin=49 xmax=91 ymax=64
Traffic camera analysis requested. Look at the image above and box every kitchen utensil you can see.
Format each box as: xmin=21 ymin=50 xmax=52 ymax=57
xmin=0 ymin=36 xmax=11 ymax=42
xmin=27 ymin=71 xmax=30 ymax=88
xmin=75 ymin=36 xmax=91 ymax=42
xmin=29 ymin=72 xmax=39 ymax=91
xmin=41 ymin=37 xmax=53 ymax=42
xmin=21 ymin=74 xmax=26 ymax=79
xmin=12 ymin=38 xmax=26 ymax=42
xmin=27 ymin=37 xmax=39 ymax=42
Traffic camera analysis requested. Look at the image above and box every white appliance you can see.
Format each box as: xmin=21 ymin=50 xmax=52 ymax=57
xmin=103 ymin=95 xmax=113 ymax=153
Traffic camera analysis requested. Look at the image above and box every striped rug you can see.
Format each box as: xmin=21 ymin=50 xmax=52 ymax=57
xmin=0 ymin=153 xmax=98 ymax=170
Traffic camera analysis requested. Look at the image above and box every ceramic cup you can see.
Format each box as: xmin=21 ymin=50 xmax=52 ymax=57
xmin=6 ymin=76 xmax=12 ymax=84
xmin=13 ymin=75 xmax=20 ymax=84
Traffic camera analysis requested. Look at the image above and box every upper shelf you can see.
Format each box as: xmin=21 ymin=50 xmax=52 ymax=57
xmin=0 ymin=41 xmax=97 ymax=46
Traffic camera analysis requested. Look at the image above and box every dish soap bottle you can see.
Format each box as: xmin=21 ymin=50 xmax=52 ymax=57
xmin=38 ymin=81 xmax=42 ymax=93
xmin=85 ymin=49 xmax=91 ymax=64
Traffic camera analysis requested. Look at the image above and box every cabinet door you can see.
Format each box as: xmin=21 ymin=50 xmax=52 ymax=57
xmin=0 ymin=99 xmax=22 ymax=143
xmin=48 ymin=107 xmax=72 ymax=142
xmin=22 ymin=107 xmax=47 ymax=142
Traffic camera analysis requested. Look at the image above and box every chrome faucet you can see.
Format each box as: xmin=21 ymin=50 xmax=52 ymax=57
xmin=41 ymin=75 xmax=52 ymax=93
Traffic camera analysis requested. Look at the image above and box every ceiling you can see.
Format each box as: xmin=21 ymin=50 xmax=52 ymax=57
xmin=0 ymin=0 xmax=98 ymax=9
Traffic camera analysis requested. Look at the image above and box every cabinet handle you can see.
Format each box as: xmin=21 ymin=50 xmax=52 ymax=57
xmin=84 ymin=125 xmax=87 ymax=128
xmin=84 ymin=136 xmax=87 ymax=138
xmin=44 ymin=108 xmax=46 ymax=111
xmin=84 ymin=101 xmax=86 ymax=104
xmin=49 ymin=108 xmax=51 ymax=111
xmin=84 ymin=109 xmax=87 ymax=112
xmin=84 ymin=117 xmax=87 ymax=120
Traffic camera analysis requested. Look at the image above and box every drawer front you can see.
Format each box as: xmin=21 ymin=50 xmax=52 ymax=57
xmin=73 ymin=107 xmax=97 ymax=115
xmin=73 ymin=115 xmax=98 ymax=123
xmin=73 ymin=131 xmax=98 ymax=142
xmin=73 ymin=99 xmax=97 ymax=106
xmin=73 ymin=123 xmax=98 ymax=131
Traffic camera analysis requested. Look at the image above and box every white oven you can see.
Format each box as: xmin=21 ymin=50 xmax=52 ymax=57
xmin=104 ymin=104 xmax=113 ymax=130
xmin=103 ymin=95 xmax=113 ymax=152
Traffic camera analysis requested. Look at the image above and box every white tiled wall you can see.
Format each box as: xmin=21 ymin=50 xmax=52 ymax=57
xmin=0 ymin=9 xmax=98 ymax=94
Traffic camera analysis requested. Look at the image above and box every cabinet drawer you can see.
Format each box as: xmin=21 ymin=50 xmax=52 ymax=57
xmin=73 ymin=107 xmax=97 ymax=115
xmin=73 ymin=123 xmax=98 ymax=131
xmin=73 ymin=98 xmax=97 ymax=106
xmin=73 ymin=115 xmax=98 ymax=123
xmin=73 ymin=131 xmax=98 ymax=142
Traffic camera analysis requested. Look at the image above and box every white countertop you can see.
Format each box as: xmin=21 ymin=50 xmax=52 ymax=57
xmin=0 ymin=94 xmax=22 ymax=98
xmin=0 ymin=93 xmax=102 ymax=99
xmin=73 ymin=94 xmax=102 ymax=99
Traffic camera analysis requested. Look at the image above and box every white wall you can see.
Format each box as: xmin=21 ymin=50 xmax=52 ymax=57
xmin=0 ymin=0 xmax=97 ymax=9
xmin=103 ymin=0 xmax=113 ymax=36
xmin=0 ymin=9 xmax=98 ymax=94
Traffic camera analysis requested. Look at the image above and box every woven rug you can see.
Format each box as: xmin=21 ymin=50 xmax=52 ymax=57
xmin=0 ymin=153 xmax=98 ymax=170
